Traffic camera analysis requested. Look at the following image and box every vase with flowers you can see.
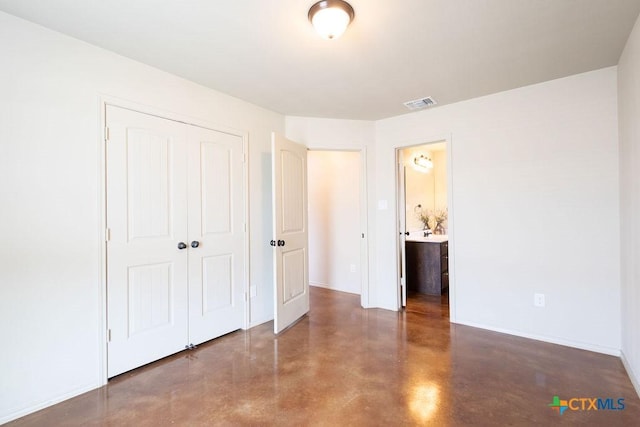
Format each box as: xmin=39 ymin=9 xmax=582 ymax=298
xmin=417 ymin=208 xmax=448 ymax=235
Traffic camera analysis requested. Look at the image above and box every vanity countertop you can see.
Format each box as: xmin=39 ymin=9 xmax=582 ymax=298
xmin=406 ymin=234 xmax=448 ymax=243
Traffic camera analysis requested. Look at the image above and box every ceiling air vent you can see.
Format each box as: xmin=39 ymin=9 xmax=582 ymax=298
xmin=403 ymin=96 xmax=437 ymax=111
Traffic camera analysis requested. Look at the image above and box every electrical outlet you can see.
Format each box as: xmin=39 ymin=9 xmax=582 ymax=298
xmin=350 ymin=264 xmax=356 ymax=273
xmin=250 ymin=286 xmax=257 ymax=298
xmin=534 ymin=293 xmax=545 ymax=308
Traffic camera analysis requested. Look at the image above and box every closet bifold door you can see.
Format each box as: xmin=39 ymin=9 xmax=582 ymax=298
xmin=186 ymin=125 xmax=245 ymax=345
xmin=106 ymin=106 xmax=245 ymax=378
xmin=106 ymin=105 xmax=189 ymax=378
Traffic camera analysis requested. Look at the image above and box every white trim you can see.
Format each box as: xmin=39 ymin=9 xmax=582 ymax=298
xmin=445 ymin=133 xmax=456 ymax=322
xmin=310 ymin=281 xmax=331 ymax=288
xmin=97 ymin=98 xmax=108 ymax=388
xmin=359 ymin=147 xmax=370 ymax=308
xmin=98 ymin=93 xmax=245 ymax=137
xmin=242 ymin=132 xmax=251 ymax=331
xmin=310 ymin=281 xmax=361 ymax=295
xmin=98 ymin=94 xmax=251 ymax=383
xmin=621 ymin=351 xmax=640 ymax=398
xmin=395 ymin=149 xmax=406 ymax=309
xmin=248 ymin=316 xmax=273 ymax=329
xmin=0 ymin=383 xmax=100 ymax=425
xmin=454 ymin=319 xmax=621 ymax=356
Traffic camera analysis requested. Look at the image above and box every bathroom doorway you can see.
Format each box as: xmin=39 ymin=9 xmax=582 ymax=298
xmin=396 ymin=141 xmax=451 ymax=318
xmin=307 ymin=150 xmax=368 ymax=306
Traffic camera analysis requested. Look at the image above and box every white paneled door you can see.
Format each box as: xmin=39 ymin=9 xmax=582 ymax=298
xmin=186 ymin=125 xmax=245 ymax=344
xmin=272 ymin=132 xmax=309 ymax=334
xmin=106 ymin=105 xmax=244 ymax=377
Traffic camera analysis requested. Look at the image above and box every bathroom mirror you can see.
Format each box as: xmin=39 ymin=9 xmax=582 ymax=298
xmin=400 ymin=142 xmax=447 ymax=233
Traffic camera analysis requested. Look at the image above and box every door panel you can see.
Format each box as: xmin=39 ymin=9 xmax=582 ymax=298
xmin=187 ymin=126 xmax=244 ymax=344
xmin=272 ymin=132 xmax=309 ymax=334
xmin=283 ymin=248 xmax=306 ymax=302
xmin=106 ymin=105 xmax=188 ymax=378
xmin=201 ymin=254 xmax=233 ymax=312
xmin=280 ymin=150 xmax=305 ymax=233
xmin=126 ymin=130 xmax=172 ymax=240
xmin=200 ymin=142 xmax=232 ymax=234
xmin=127 ymin=262 xmax=173 ymax=336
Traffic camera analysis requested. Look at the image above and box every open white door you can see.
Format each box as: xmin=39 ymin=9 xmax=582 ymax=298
xmin=272 ymin=132 xmax=309 ymax=334
xmin=397 ymin=150 xmax=408 ymax=308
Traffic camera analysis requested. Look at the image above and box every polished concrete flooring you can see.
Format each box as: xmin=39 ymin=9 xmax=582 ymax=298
xmin=8 ymin=287 xmax=639 ymax=426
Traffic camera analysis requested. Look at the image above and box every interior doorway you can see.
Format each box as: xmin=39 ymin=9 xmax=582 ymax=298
xmin=396 ymin=141 xmax=451 ymax=318
xmin=307 ymin=150 xmax=367 ymax=303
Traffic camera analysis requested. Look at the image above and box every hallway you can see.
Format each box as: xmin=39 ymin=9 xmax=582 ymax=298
xmin=9 ymin=288 xmax=639 ymax=426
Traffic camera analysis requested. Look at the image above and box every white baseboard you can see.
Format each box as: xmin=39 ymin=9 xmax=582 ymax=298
xmin=452 ymin=320 xmax=620 ymax=356
xmin=309 ymin=281 xmax=329 ymax=288
xmin=1 ymin=382 xmax=100 ymax=425
xmin=247 ymin=316 xmax=273 ymax=329
xmin=621 ymin=351 xmax=640 ymax=398
xmin=310 ymin=281 xmax=360 ymax=295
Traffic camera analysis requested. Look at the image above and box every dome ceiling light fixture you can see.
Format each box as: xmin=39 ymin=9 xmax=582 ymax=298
xmin=308 ymin=0 xmax=355 ymax=40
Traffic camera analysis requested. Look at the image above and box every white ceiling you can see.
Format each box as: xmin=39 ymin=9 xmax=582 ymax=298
xmin=1 ymin=0 xmax=639 ymax=120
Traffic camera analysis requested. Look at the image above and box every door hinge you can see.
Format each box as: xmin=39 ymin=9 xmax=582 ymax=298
xmin=105 ymin=228 xmax=111 ymax=242
xmin=244 ymin=223 xmax=247 ymax=233
xmin=107 ymin=329 xmax=111 ymax=342
xmin=104 ymin=126 xmax=110 ymax=142
xmin=243 ymin=152 xmax=247 ymax=163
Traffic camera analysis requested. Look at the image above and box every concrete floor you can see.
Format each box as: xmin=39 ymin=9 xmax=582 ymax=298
xmin=8 ymin=287 xmax=639 ymax=426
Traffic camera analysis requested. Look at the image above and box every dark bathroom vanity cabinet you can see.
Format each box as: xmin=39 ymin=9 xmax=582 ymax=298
xmin=406 ymin=239 xmax=449 ymax=295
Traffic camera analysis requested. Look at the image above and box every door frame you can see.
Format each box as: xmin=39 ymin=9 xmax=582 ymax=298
xmin=394 ymin=135 xmax=456 ymax=321
xmin=396 ymin=149 xmax=407 ymax=307
xmin=306 ymin=148 xmax=370 ymax=309
xmin=97 ymin=95 xmax=250 ymax=385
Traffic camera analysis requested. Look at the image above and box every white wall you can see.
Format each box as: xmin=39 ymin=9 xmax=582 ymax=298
xmin=308 ymin=151 xmax=361 ymax=294
xmin=433 ymin=151 xmax=448 ymax=216
xmin=0 ymin=12 xmax=283 ymax=423
xmin=618 ymin=14 xmax=640 ymax=395
xmin=376 ymin=68 xmax=622 ymax=354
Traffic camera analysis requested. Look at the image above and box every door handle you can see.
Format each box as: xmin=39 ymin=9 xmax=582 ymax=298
xmin=404 ymin=232 xmax=410 ymax=236
xmin=277 ymin=240 xmax=285 ymax=247
xmin=270 ymin=240 xmax=276 ymax=247
xmin=177 ymin=242 xmax=187 ymax=250
xmin=190 ymin=241 xmax=200 ymax=248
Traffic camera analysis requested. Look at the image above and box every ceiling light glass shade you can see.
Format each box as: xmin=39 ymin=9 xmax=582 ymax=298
xmin=413 ymin=154 xmax=433 ymax=172
xmin=309 ymin=0 xmax=355 ymax=40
